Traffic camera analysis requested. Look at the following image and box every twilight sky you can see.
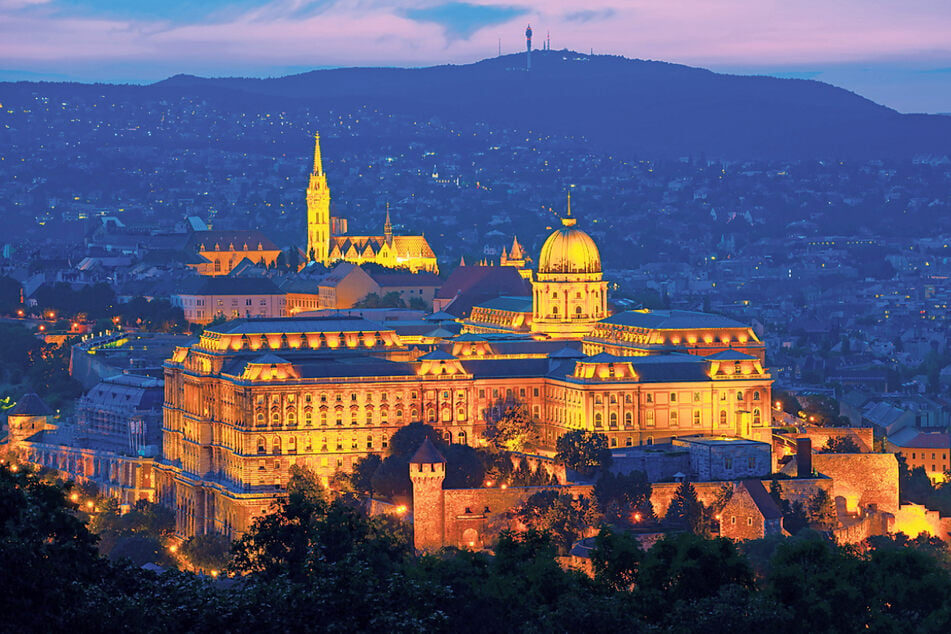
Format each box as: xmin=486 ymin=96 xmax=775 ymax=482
xmin=1 ymin=0 xmax=950 ymax=113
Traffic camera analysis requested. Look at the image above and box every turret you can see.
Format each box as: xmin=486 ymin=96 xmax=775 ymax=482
xmin=409 ymin=438 xmax=446 ymax=551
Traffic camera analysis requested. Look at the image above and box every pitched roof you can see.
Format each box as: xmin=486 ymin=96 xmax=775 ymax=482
xmin=371 ymin=271 xmax=442 ymax=287
xmin=707 ymin=350 xmax=758 ymax=361
xmin=740 ymin=480 xmax=783 ymax=520
xmin=177 ymin=276 xmax=283 ymax=296
xmin=9 ymin=393 xmax=52 ymax=417
xmin=889 ymin=430 xmax=951 ymax=449
xmin=186 ymin=230 xmax=279 ymax=253
xmin=410 ymin=438 xmax=446 ymax=464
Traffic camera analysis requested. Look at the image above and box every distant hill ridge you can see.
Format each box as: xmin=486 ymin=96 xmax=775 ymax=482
xmin=14 ymin=50 xmax=951 ymax=158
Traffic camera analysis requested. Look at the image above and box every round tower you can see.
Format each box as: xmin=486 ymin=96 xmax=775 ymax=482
xmin=409 ymin=438 xmax=446 ymax=551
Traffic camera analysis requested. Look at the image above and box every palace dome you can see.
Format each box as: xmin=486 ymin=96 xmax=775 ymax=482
xmin=538 ymin=216 xmax=601 ymax=274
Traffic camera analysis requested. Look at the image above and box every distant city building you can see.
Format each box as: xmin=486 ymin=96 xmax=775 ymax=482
xmin=185 ymin=230 xmax=281 ymax=277
xmin=172 ymin=277 xmax=287 ymax=324
xmin=306 ymin=133 xmax=439 ymax=273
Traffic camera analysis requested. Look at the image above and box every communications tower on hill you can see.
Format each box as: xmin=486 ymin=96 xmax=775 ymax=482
xmin=525 ymin=24 xmax=532 ymax=71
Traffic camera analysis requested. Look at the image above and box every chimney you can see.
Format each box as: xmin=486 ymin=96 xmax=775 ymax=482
xmin=796 ymin=438 xmax=812 ymax=478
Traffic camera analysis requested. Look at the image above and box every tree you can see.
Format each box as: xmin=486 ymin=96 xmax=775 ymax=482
xmin=555 ymin=430 xmax=612 ymax=477
xmin=482 ymin=397 xmax=539 ymax=452
xmin=821 ymin=435 xmax=861 ymax=453
xmin=635 ymin=533 xmax=754 ymax=623
xmin=180 ymin=533 xmax=232 ymax=573
xmin=511 ymin=490 xmax=602 ymax=553
xmin=590 ymin=526 xmax=642 ymax=591
xmin=805 ymin=489 xmax=837 ymax=530
xmin=230 ymin=464 xmax=410 ymax=582
xmin=664 ymin=480 xmax=706 ymax=534
xmin=594 ymin=470 xmax=653 ymax=526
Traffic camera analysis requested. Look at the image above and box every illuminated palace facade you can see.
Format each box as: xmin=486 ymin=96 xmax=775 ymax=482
xmin=157 ymin=212 xmax=772 ymax=538
xmin=306 ymin=133 xmax=438 ymax=273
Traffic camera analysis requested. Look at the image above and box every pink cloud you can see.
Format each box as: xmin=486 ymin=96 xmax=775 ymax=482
xmin=1 ymin=0 xmax=949 ymax=80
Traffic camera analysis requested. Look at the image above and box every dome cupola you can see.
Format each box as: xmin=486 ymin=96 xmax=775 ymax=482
xmin=537 ymin=194 xmax=601 ymax=275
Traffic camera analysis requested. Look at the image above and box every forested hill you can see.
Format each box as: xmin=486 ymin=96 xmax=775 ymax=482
xmin=147 ymin=50 xmax=951 ymax=160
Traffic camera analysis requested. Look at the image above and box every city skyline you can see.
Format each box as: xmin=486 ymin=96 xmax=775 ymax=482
xmin=1 ymin=0 xmax=949 ymax=113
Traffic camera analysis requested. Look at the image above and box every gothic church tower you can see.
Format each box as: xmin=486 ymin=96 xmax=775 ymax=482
xmin=306 ymin=132 xmax=331 ymax=264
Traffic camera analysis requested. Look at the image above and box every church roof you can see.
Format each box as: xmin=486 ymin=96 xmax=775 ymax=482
xmin=329 ymin=234 xmax=436 ymax=260
xmin=410 ymin=438 xmax=446 ymax=464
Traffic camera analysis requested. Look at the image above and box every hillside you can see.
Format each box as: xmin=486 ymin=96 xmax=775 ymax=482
xmin=147 ymin=50 xmax=951 ymax=159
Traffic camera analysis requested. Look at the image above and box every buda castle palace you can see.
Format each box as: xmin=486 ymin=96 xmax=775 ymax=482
xmin=10 ymin=133 xmax=773 ymax=540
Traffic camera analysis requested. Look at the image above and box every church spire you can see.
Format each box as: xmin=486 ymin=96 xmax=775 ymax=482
xmin=384 ymin=203 xmax=393 ymax=244
xmin=312 ymin=132 xmax=324 ymax=175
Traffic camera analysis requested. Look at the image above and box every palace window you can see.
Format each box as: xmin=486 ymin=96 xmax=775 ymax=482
xmin=737 ymin=391 xmax=744 ymax=401
xmin=609 ymin=413 xmax=618 ymax=428
xmin=693 ymin=392 xmax=701 ymax=402
xmin=670 ymin=411 xmax=679 ymax=426
xmin=719 ymin=410 xmax=728 ymax=426
xmin=625 ymin=412 xmax=633 ymax=427
xmin=594 ymin=413 xmax=603 ymax=428
xmin=693 ymin=410 xmax=701 ymax=426
xmin=753 ymin=408 xmax=762 ymax=426
xmin=670 ymin=393 xmax=677 ymax=402
xmin=256 ymin=437 xmax=266 ymax=454
xmin=753 ymin=391 xmax=761 ymax=401
xmin=645 ymin=411 xmax=655 ymax=427
xmin=646 ymin=394 xmax=653 ymax=403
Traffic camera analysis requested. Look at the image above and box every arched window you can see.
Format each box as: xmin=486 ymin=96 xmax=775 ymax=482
xmin=737 ymin=391 xmax=744 ymax=401
xmin=271 ymin=412 xmax=280 ymax=427
xmin=256 ymin=436 xmax=266 ymax=454
xmin=427 ymin=409 xmax=436 ymax=422
xmin=625 ymin=394 xmax=632 ymax=403
xmin=287 ymin=411 xmax=297 ymax=427
xmin=575 ymin=306 xmax=582 ymax=316
xmin=719 ymin=410 xmax=728 ymax=426
xmin=256 ymin=413 xmax=265 ymax=427
xmin=272 ymin=437 xmax=282 ymax=455
xmin=753 ymin=408 xmax=762 ymax=426
xmin=646 ymin=411 xmax=655 ymax=426
xmin=609 ymin=412 xmax=618 ymax=428
xmin=304 ymin=412 xmax=313 ymax=426
xmin=457 ymin=431 xmax=467 ymax=444
xmin=553 ymin=306 xmax=559 ymax=315
xmin=365 ymin=412 xmax=373 ymax=425
xmin=610 ymin=437 xmax=617 ymax=448
xmin=753 ymin=391 xmax=761 ymax=401
xmin=457 ymin=408 xmax=467 ymax=422
xmin=288 ymin=437 xmax=297 ymax=453
xmin=625 ymin=412 xmax=633 ymax=427
xmin=443 ymin=431 xmax=452 ymax=443
xmin=594 ymin=413 xmax=603 ymax=428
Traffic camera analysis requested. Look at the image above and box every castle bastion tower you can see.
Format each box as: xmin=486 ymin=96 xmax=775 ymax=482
xmin=531 ymin=194 xmax=608 ymax=338
xmin=306 ymin=132 xmax=331 ymax=264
